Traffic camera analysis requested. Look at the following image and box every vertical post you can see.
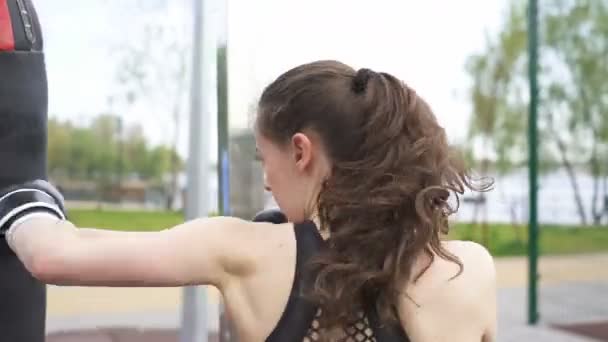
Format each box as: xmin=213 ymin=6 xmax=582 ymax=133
xmin=527 ymin=0 xmax=540 ymax=325
xmin=216 ymin=1 xmax=229 ymax=227
xmin=216 ymin=1 xmax=233 ymax=339
xmin=180 ymin=0 xmax=214 ymax=340
xmin=216 ymin=35 xmax=232 ymax=342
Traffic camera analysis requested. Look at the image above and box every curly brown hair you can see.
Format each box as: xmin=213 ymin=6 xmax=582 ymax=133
xmin=256 ymin=60 xmax=492 ymax=332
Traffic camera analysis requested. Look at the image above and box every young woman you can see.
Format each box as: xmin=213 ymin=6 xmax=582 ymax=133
xmin=0 ymin=60 xmax=497 ymax=341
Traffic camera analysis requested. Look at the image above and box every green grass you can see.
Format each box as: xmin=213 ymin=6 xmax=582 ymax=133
xmin=68 ymin=208 xmax=183 ymax=231
xmin=66 ymin=208 xmax=608 ymax=257
xmin=451 ymin=223 xmax=608 ymax=256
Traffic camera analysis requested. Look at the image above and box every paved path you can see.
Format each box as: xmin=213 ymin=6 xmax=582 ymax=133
xmin=46 ymin=283 xmax=608 ymax=341
xmin=45 ymin=253 xmax=608 ymax=341
xmin=497 ymin=283 xmax=608 ymax=341
xmin=496 ymin=253 xmax=608 ymax=288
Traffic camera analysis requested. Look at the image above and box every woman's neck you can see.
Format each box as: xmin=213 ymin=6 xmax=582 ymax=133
xmin=308 ymin=211 xmax=330 ymax=240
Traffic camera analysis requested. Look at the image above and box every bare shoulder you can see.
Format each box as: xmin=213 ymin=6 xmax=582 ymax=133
xmin=431 ymin=240 xmax=497 ymax=296
xmin=445 ymin=240 xmax=496 ymax=278
xmin=398 ymin=240 xmax=497 ymax=341
xmin=181 ymin=216 xmax=295 ymax=247
xmin=167 ymin=216 xmax=297 ymax=281
xmin=404 ymin=240 xmax=495 ymax=297
xmin=193 ymin=216 xmax=294 ymax=242
xmin=199 ymin=216 xmax=296 ymax=259
xmin=228 ymin=219 xmax=297 ymax=269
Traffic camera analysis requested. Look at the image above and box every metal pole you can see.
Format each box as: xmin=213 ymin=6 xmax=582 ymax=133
xmin=216 ymin=1 xmax=233 ymax=338
xmin=527 ymin=0 xmax=540 ymax=325
xmin=180 ymin=0 xmax=214 ymax=340
xmin=216 ymin=0 xmax=229 ymax=220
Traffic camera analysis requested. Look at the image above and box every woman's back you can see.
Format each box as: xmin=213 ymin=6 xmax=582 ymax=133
xmin=219 ymin=220 xmax=496 ymax=341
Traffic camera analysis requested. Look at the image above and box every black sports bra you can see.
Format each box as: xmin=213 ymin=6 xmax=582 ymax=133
xmin=266 ymin=220 xmax=410 ymax=342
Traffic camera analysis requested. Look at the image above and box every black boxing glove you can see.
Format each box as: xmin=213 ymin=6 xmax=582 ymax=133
xmin=0 ymin=180 xmax=66 ymax=236
xmin=252 ymin=209 xmax=287 ymax=224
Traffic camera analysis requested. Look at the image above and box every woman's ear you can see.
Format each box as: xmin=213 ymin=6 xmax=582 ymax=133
xmin=291 ymin=133 xmax=313 ymax=171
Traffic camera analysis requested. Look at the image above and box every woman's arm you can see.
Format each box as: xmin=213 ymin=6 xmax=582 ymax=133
xmin=7 ymin=214 xmax=258 ymax=289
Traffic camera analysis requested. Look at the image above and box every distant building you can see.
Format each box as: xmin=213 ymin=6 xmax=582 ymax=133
xmin=166 ymin=130 xmax=267 ymax=218
xmin=226 ymin=131 xmax=266 ymax=219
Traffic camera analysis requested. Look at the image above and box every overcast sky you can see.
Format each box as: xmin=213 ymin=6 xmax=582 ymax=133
xmin=35 ymin=0 xmax=507 ymax=159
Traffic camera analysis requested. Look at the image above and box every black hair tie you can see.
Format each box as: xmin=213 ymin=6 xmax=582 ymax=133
xmin=352 ymin=68 xmax=373 ymax=94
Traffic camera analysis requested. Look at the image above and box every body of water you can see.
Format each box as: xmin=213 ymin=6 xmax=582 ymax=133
xmin=454 ymin=169 xmax=607 ymax=226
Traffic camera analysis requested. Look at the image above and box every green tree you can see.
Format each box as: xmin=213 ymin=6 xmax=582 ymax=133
xmin=464 ymin=1 xmax=528 ymax=239
xmin=67 ymin=125 xmax=96 ymax=179
xmin=465 ymin=0 xmax=608 ymax=227
xmin=113 ymin=21 xmax=190 ymax=209
xmin=89 ymin=114 xmax=120 ymax=181
xmin=542 ymin=0 xmax=608 ymax=225
xmin=47 ymin=114 xmax=183 ymax=204
xmin=122 ymin=124 xmax=149 ymax=177
xmin=47 ymin=118 xmax=72 ymax=179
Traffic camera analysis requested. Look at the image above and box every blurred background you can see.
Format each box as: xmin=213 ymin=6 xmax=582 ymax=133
xmin=33 ymin=0 xmax=608 ymax=341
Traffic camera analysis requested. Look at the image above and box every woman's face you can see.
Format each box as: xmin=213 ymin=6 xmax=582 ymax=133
xmin=254 ymin=130 xmax=330 ymax=223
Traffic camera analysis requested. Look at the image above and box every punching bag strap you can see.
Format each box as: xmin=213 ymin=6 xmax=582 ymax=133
xmin=0 ymin=0 xmax=41 ymax=52
xmin=0 ymin=0 xmax=14 ymax=51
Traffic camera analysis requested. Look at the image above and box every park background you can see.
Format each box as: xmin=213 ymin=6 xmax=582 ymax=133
xmin=33 ymin=0 xmax=608 ymax=341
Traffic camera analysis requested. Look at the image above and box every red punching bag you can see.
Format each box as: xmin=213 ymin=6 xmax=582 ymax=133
xmin=0 ymin=0 xmax=48 ymax=341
